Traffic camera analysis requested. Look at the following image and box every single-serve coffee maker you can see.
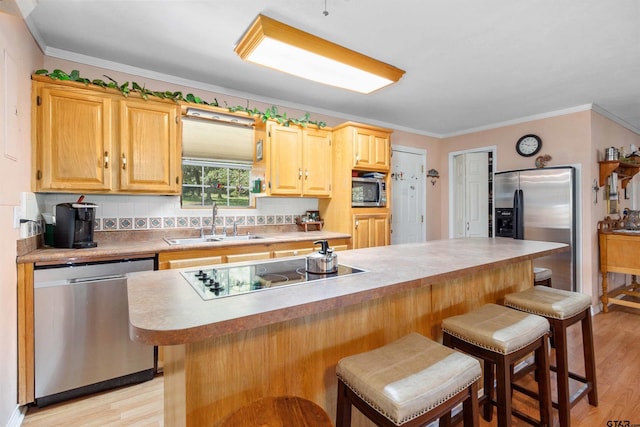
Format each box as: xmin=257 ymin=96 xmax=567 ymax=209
xmin=53 ymin=202 xmax=99 ymax=248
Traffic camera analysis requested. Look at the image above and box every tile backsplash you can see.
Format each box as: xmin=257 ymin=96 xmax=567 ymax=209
xmin=36 ymin=194 xmax=318 ymax=232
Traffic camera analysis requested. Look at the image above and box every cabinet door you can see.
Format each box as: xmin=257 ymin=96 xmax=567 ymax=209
xmin=353 ymin=213 xmax=389 ymax=249
xmin=352 ymin=216 xmax=369 ymax=249
xmin=119 ymin=99 xmax=180 ymax=193
xmin=372 ymin=214 xmax=390 ymax=247
xmin=371 ymin=134 xmax=390 ymax=170
xmin=224 ymin=252 xmax=272 ymax=263
xmin=353 ymin=129 xmax=390 ymax=171
xmin=37 ymin=86 xmax=113 ymax=191
xmin=269 ymin=124 xmax=303 ymax=195
xmin=302 ymin=128 xmax=332 ymax=197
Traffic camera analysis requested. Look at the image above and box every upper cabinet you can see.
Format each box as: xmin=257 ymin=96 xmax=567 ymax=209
xmin=352 ymin=126 xmax=390 ymax=171
xmin=32 ymin=76 xmax=181 ymax=194
xmin=263 ymin=122 xmax=332 ymax=197
xmin=119 ymin=99 xmax=180 ymax=193
xmin=35 ymin=83 xmax=114 ymax=191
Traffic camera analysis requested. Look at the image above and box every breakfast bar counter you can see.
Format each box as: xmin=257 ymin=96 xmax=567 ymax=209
xmin=127 ymin=238 xmax=567 ymax=427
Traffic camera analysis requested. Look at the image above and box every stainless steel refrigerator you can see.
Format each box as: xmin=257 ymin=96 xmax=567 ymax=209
xmin=494 ymin=166 xmax=576 ymax=291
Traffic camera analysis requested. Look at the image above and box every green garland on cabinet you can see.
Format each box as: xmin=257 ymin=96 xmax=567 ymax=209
xmin=34 ymin=69 xmax=326 ymax=128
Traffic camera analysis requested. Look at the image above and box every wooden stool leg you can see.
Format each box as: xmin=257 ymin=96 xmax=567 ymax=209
xmin=495 ymin=357 xmax=512 ymax=427
xmin=554 ymin=321 xmax=571 ymax=427
xmin=581 ymin=311 xmax=599 ymax=406
xmin=482 ymin=360 xmax=494 ymax=422
xmin=463 ymin=381 xmax=480 ymax=427
xmin=535 ymin=336 xmax=552 ymax=427
xmin=336 ymin=380 xmax=352 ymax=427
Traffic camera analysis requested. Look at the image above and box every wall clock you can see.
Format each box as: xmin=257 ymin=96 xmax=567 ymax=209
xmin=515 ymin=134 xmax=542 ymax=157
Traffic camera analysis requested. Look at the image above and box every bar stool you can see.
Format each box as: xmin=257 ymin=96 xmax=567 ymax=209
xmin=533 ymin=267 xmax=552 ymax=287
xmin=505 ymin=286 xmax=598 ymax=427
xmin=218 ymin=395 xmax=333 ymax=427
xmin=441 ymin=303 xmax=552 ymax=427
xmin=335 ymin=332 xmax=482 ymax=427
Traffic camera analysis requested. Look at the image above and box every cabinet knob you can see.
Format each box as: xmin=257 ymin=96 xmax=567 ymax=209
xmin=298 ymin=168 xmax=302 ymax=179
xmin=104 ymin=151 xmax=109 ymax=169
xmin=355 ymin=220 xmax=359 ymax=229
xmin=121 ymin=153 xmax=127 ymax=170
xmin=305 ymin=169 xmax=309 ymax=180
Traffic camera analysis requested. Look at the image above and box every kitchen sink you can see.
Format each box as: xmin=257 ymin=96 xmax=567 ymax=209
xmin=164 ymin=236 xmax=222 ymax=245
xmin=216 ymin=235 xmax=264 ymax=241
xmin=164 ymin=235 xmax=264 ymax=245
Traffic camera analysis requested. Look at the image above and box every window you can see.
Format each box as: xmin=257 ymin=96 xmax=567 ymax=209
xmin=182 ymin=159 xmax=251 ymax=208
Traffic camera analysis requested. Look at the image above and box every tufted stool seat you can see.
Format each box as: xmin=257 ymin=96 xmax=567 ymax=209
xmin=442 ymin=303 xmax=552 ymax=427
xmin=533 ymin=267 xmax=552 ymax=287
xmin=335 ymin=332 xmax=482 ymax=427
xmin=505 ymin=286 xmax=598 ymax=427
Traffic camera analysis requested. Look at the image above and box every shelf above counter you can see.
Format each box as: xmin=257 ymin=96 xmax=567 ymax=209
xmin=598 ymin=158 xmax=640 ymax=189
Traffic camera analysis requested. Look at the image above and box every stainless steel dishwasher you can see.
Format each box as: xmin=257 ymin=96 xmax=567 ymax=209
xmin=33 ymin=256 xmax=156 ymax=407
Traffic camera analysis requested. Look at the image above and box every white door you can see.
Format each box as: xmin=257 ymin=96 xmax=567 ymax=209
xmin=391 ymin=147 xmax=426 ymax=244
xmin=453 ymin=152 xmax=489 ymax=238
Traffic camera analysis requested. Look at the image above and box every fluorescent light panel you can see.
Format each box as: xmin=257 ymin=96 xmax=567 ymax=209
xmin=235 ymin=14 xmax=405 ymax=94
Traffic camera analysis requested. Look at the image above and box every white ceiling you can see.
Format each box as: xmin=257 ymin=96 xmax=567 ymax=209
xmin=16 ymin=0 xmax=640 ymax=137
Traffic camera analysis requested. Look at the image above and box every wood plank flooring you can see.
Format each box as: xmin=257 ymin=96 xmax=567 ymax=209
xmin=21 ymin=304 xmax=640 ymax=427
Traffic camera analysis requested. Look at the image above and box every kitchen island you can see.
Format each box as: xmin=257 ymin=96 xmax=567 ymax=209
xmin=127 ymin=238 xmax=567 ymax=427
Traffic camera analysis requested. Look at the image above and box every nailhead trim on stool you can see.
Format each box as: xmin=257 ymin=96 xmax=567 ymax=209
xmin=533 ymin=267 xmax=552 ymax=287
xmin=335 ymin=332 xmax=482 ymax=427
xmin=505 ymin=286 xmax=598 ymax=427
xmin=442 ymin=303 xmax=552 ymax=427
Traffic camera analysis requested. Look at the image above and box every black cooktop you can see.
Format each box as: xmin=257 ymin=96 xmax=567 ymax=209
xmin=181 ymin=258 xmax=365 ymax=300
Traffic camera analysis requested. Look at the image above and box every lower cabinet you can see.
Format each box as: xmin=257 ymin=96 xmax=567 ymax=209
xmin=158 ymin=239 xmax=350 ymax=270
xmin=352 ymin=213 xmax=390 ymax=249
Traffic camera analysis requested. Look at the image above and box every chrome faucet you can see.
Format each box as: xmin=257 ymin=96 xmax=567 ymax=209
xmin=211 ymin=201 xmax=218 ymax=235
xmin=232 ymin=220 xmax=238 ymax=237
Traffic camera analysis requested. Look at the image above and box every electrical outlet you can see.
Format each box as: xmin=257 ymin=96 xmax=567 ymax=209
xmin=13 ymin=206 xmax=23 ymax=229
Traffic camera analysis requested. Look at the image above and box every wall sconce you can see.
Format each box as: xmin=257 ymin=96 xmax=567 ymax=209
xmin=427 ymin=169 xmax=440 ymax=185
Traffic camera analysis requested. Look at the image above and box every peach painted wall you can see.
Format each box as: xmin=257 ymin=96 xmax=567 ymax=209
xmin=442 ymin=111 xmax=596 ymax=297
xmin=441 ymin=110 xmax=640 ymax=308
xmin=0 ymin=11 xmax=43 ymax=425
xmin=589 ymin=111 xmax=640 ymax=302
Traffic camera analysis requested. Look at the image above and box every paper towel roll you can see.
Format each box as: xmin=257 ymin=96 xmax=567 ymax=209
xmin=21 ymin=192 xmax=40 ymax=221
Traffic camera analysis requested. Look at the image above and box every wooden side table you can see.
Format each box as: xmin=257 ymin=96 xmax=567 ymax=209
xmin=598 ymin=229 xmax=640 ymax=312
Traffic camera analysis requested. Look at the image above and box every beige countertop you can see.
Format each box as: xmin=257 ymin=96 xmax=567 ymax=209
xmin=17 ymin=230 xmax=351 ymax=264
xmin=127 ymin=237 xmax=567 ymax=346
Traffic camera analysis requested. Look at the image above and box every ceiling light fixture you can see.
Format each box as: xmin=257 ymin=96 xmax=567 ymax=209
xmin=234 ymin=14 xmax=405 ymax=94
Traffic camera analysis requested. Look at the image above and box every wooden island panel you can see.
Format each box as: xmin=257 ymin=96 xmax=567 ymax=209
xmin=163 ymin=259 xmax=533 ymax=427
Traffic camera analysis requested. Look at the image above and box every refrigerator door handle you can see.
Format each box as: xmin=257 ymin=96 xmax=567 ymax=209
xmin=513 ymin=189 xmax=524 ymax=239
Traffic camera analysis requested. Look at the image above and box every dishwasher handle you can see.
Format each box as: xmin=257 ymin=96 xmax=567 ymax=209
xmin=35 ymin=274 xmax=128 ymax=289
xmin=70 ymin=274 xmax=127 ymax=284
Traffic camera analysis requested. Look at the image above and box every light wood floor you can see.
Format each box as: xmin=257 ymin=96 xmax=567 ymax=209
xmin=22 ymin=304 xmax=640 ymax=427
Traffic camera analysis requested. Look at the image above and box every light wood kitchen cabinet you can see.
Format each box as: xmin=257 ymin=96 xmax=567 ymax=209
xmin=352 ymin=126 xmax=391 ymax=171
xmin=265 ymin=122 xmax=332 ymax=197
xmin=352 ymin=213 xmax=390 ymax=249
xmin=35 ymin=83 xmax=114 ymax=192
xmin=319 ymin=122 xmax=392 ymax=248
xmin=119 ymin=99 xmax=181 ymax=193
xmin=32 ymin=76 xmax=181 ymax=194
xmin=158 ymin=238 xmax=350 ymax=270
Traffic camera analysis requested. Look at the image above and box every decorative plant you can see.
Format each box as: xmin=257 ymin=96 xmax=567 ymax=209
xmin=34 ymin=69 xmax=326 ymax=128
